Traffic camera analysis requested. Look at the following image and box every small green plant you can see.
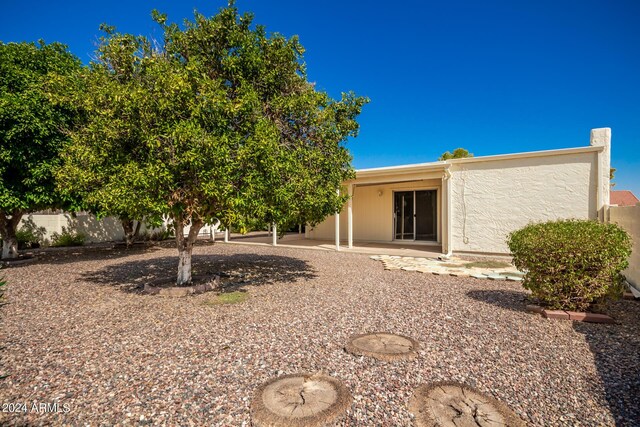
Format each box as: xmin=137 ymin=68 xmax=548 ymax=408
xmin=15 ymin=228 xmax=40 ymax=249
xmin=15 ymin=218 xmax=46 ymax=249
xmin=140 ymin=228 xmax=174 ymax=242
xmin=204 ymin=291 xmax=249 ymax=306
xmin=16 ymin=227 xmax=44 ymax=250
xmin=148 ymin=229 xmax=174 ymax=241
xmin=50 ymin=230 xmax=86 ymax=247
xmin=508 ymin=219 xmax=632 ymax=311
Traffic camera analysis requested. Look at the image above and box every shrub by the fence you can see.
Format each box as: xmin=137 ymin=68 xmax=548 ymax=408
xmin=144 ymin=229 xmax=174 ymax=242
xmin=16 ymin=228 xmax=41 ymax=249
xmin=51 ymin=231 xmax=86 ymax=247
xmin=507 ymin=219 xmax=632 ymax=311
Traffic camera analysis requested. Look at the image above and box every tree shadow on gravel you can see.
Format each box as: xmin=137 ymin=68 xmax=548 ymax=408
xmin=6 ymin=244 xmax=164 ymax=268
xmin=572 ymin=300 xmax=640 ymax=426
xmin=80 ymin=253 xmax=316 ymax=293
xmin=465 ymin=289 xmax=531 ymax=313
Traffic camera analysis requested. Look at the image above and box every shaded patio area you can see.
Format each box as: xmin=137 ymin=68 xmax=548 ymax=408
xmin=218 ymin=231 xmax=444 ymax=258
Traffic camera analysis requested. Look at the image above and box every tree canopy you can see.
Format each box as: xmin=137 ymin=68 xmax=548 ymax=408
xmin=0 ymin=40 xmax=82 ymax=258
xmin=439 ymin=148 xmax=473 ymax=161
xmin=57 ymin=4 xmax=367 ymax=284
xmin=610 ymin=167 xmax=616 ymax=188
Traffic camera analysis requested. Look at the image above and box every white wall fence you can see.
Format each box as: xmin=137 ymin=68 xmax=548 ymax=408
xmin=608 ymin=204 xmax=640 ymax=293
xmin=20 ymin=213 xmax=127 ymax=243
xmin=17 ymin=213 xmax=224 ymax=244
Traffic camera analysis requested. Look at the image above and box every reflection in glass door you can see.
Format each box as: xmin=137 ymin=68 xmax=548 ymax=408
xmin=393 ymin=190 xmax=437 ymax=241
xmin=394 ymin=191 xmax=414 ymax=240
xmin=415 ymin=190 xmax=437 ymax=241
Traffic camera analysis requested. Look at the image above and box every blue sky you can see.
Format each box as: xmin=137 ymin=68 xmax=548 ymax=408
xmin=2 ymin=0 xmax=639 ymax=195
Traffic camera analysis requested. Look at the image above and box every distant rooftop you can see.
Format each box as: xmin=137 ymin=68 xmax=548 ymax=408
xmin=611 ymin=190 xmax=639 ymax=206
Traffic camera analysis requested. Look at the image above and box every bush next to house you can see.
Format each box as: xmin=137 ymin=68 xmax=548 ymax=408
xmin=507 ymin=219 xmax=632 ymax=312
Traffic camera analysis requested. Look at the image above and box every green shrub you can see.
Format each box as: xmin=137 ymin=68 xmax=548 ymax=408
xmin=15 ymin=228 xmax=40 ymax=249
xmin=140 ymin=229 xmax=173 ymax=242
xmin=507 ymin=219 xmax=632 ymax=311
xmin=149 ymin=229 xmax=174 ymax=241
xmin=51 ymin=231 xmax=86 ymax=247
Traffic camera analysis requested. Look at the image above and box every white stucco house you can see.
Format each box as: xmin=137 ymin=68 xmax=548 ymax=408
xmin=306 ymin=128 xmax=612 ymax=255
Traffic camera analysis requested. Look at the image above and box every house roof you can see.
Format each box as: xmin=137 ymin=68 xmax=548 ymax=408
xmin=611 ymin=190 xmax=640 ymax=206
xmin=355 ymin=145 xmax=603 ymax=176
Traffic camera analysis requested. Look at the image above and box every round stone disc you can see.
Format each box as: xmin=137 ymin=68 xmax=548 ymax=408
xmin=409 ymin=382 xmax=525 ymax=427
xmin=345 ymin=332 xmax=419 ymax=361
xmin=251 ymin=373 xmax=352 ymax=427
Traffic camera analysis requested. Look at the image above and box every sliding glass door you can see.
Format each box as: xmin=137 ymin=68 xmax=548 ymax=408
xmin=415 ymin=190 xmax=437 ymax=241
xmin=394 ymin=191 xmax=414 ymax=240
xmin=393 ymin=190 xmax=437 ymax=241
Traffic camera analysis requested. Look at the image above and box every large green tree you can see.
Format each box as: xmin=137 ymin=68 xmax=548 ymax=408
xmin=58 ymin=4 xmax=367 ymax=285
xmin=0 ymin=41 xmax=82 ymax=258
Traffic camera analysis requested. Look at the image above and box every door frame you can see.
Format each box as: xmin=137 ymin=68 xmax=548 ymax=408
xmin=392 ymin=187 xmax=440 ymax=243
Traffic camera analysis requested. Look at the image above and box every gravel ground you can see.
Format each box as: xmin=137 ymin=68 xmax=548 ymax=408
xmin=0 ymin=242 xmax=639 ymax=426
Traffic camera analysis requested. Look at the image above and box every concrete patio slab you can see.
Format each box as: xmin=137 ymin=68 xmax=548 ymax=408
xmin=219 ymin=231 xmax=444 ymax=258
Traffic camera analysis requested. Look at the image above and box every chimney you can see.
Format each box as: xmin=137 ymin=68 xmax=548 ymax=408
xmin=590 ymin=127 xmax=611 ymax=216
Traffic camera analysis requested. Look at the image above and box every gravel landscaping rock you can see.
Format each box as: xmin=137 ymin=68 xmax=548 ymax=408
xmin=0 ymin=243 xmax=638 ymax=426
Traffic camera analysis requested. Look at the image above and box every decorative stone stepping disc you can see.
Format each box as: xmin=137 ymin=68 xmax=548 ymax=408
xmin=251 ymin=373 xmax=352 ymax=427
xmin=409 ymin=382 xmax=525 ymax=427
xmin=345 ymin=332 xmax=419 ymax=361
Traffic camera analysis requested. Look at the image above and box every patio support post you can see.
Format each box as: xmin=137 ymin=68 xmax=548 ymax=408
xmin=272 ymin=223 xmax=277 ymax=246
xmin=335 ymin=188 xmax=341 ymax=251
xmin=347 ymin=183 xmax=353 ymax=248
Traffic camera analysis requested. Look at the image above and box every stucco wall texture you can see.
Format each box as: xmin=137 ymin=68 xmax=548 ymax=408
xmin=450 ymin=152 xmax=597 ymax=253
xmin=609 ymin=205 xmax=640 ymax=291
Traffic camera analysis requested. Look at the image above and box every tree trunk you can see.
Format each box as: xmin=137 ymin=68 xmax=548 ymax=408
xmin=121 ymin=218 xmax=142 ymax=247
xmin=0 ymin=211 xmax=24 ymax=259
xmin=2 ymin=235 xmax=18 ymax=259
xmin=174 ymin=217 xmax=204 ymax=286
xmin=134 ymin=220 xmax=142 ymax=240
